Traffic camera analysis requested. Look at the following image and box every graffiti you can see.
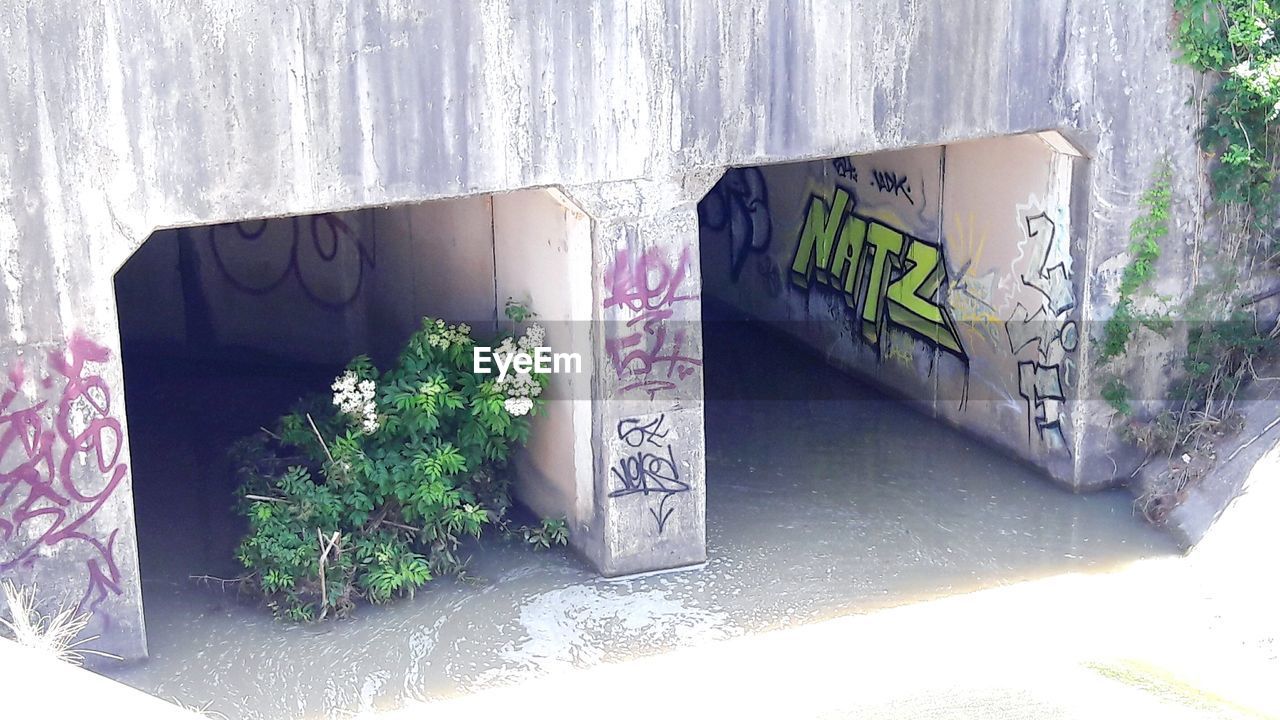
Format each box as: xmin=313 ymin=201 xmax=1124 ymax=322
xmin=698 ymin=167 xmax=772 ymax=282
xmin=617 ymin=415 xmax=670 ymax=448
xmin=609 ymin=415 xmax=689 ymax=534
xmin=790 ymin=187 xmax=966 ymax=361
xmin=0 ymin=334 xmax=127 ymax=614
xmin=870 ymin=169 xmax=915 ymax=205
xmin=1016 ymin=212 xmax=1075 ymax=316
xmin=944 ymin=212 xmax=1006 ymax=353
xmin=603 ymin=244 xmax=701 ymax=398
xmin=1005 ymin=207 xmax=1077 ymax=452
xmin=831 ymin=157 xmax=858 ymax=183
xmin=209 ymin=213 xmax=376 ymax=310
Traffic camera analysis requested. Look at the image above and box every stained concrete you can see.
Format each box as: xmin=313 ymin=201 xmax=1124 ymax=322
xmin=0 ymin=0 xmax=1218 ymax=659
xmin=701 ymin=135 xmax=1084 ymax=486
xmin=102 ymin=318 xmax=1175 ymax=719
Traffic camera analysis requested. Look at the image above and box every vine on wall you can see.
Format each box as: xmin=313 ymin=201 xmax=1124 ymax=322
xmin=1106 ymin=1 xmax=1280 ymax=519
xmin=1175 ymin=0 xmax=1280 ymax=221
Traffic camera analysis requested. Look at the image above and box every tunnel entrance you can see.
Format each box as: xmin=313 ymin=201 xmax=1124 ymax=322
xmin=113 ymin=201 xmax=505 ymax=650
xmin=110 ymin=190 xmax=595 ymax=689
xmin=693 ymin=134 xmax=1177 ymax=612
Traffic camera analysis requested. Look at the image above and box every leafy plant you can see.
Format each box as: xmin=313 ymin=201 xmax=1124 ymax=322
xmin=1099 ymin=168 xmax=1172 ymax=365
xmin=513 ymin=518 xmax=570 ymax=550
xmin=1174 ymin=0 xmax=1280 ymax=221
xmin=1106 ymin=2 xmax=1280 ymax=518
xmin=1101 ymin=377 xmax=1133 ymax=416
xmin=233 ymin=304 xmax=563 ymax=620
xmin=1164 ymin=0 xmax=1279 ymax=442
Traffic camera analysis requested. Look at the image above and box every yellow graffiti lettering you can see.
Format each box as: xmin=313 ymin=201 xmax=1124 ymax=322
xmin=790 ymin=188 xmax=851 ymax=288
xmin=886 ymin=239 xmax=965 ymax=355
xmin=831 ymin=215 xmax=867 ymax=306
xmin=860 ymin=222 xmax=904 ymax=346
xmin=787 ymin=188 xmax=967 ymax=361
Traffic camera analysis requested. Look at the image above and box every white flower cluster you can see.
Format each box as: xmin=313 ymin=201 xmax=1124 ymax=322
xmin=426 ymin=319 xmax=472 ymax=349
xmin=494 ymin=324 xmax=546 ymax=417
xmin=332 ymin=370 xmax=379 ymax=434
xmin=1232 ymin=57 xmax=1280 ymax=118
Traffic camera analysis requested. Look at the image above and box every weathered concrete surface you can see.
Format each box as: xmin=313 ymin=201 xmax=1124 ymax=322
xmin=0 ymin=0 xmax=1206 ymax=658
xmin=701 ymin=134 xmax=1085 ymax=486
xmin=562 ymin=175 xmax=718 ymax=576
xmin=492 ymin=189 xmax=598 ymax=558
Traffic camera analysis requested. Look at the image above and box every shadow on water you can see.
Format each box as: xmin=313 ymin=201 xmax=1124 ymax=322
xmin=700 ymin=308 xmax=1176 ymax=623
xmin=105 ymin=320 xmax=1177 ymax=719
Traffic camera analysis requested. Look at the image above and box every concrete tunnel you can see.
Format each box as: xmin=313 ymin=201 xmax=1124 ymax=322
xmin=90 ymin=131 xmax=1095 ymax=660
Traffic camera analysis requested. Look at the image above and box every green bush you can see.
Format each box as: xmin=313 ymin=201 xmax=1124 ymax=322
xmin=231 ymin=306 xmax=564 ymax=621
xmin=1175 ymin=0 xmax=1280 ymax=220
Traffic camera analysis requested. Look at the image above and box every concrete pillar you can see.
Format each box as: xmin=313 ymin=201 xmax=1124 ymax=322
xmin=561 ymin=171 xmax=721 ymax=576
xmin=0 ymin=251 xmax=147 ymax=661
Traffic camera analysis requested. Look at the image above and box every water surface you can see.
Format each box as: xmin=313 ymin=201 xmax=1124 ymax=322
xmin=105 ymin=321 xmax=1176 ymax=719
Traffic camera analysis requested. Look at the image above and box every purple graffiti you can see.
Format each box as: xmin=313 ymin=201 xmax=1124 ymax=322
xmin=0 ymin=334 xmax=127 ymax=613
xmin=603 ymin=245 xmax=702 ymax=398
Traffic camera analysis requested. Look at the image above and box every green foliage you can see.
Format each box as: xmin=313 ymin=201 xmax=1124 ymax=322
xmin=514 ymin=518 xmax=570 ymax=550
xmin=233 ymin=309 xmax=563 ymax=620
xmin=1170 ymin=312 xmax=1271 ymax=412
xmin=504 ymin=297 xmax=534 ymax=324
xmin=1098 ymin=170 xmax=1173 ymax=366
xmin=1101 ymin=377 xmax=1133 ymax=416
xmin=1174 ymin=0 xmax=1280 ymax=220
xmin=1154 ymin=1 xmax=1280 ymax=452
xmin=1121 ymin=170 xmax=1172 ymax=295
xmin=1100 ymin=298 xmax=1139 ymax=363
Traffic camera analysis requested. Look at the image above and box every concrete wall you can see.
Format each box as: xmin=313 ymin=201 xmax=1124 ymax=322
xmin=703 ymin=133 xmax=1081 ymax=482
xmin=368 ymin=197 xmax=500 ymax=360
xmin=493 ymin=190 xmax=595 ymax=545
xmin=0 ymin=0 xmax=1207 ymax=659
xmin=118 ymin=200 xmax=499 ymax=365
xmin=119 ymin=210 xmax=375 ymax=364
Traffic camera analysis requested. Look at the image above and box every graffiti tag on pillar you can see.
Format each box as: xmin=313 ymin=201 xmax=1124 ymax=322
xmin=789 ymin=187 xmax=967 ymax=362
xmin=0 ymin=333 xmax=128 ymax=613
xmin=609 ymin=415 xmax=689 ymax=534
xmin=1005 ymin=206 xmax=1077 ymax=453
xmin=209 ymin=213 xmax=376 ymax=310
xmin=603 ymin=245 xmax=702 ymax=399
xmin=698 ymin=167 xmax=772 ymax=282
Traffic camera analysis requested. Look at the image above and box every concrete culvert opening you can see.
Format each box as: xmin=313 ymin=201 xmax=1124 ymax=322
xmin=115 ymin=213 xmax=368 ymax=599
xmin=106 ymin=191 xmax=602 ymax=711
xmin=695 ymin=133 xmax=1178 ymax=616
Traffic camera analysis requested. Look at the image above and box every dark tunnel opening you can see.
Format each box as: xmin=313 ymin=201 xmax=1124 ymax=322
xmin=693 ymin=141 xmax=1177 ymax=618
xmin=113 ymin=214 xmax=384 ymax=633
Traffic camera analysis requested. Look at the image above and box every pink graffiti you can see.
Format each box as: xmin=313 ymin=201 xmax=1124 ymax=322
xmin=603 ymin=245 xmax=702 ymax=398
xmin=0 ymin=333 xmax=126 ymax=614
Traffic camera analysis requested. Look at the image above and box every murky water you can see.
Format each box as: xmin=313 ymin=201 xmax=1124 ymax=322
xmin=104 ymin=322 xmax=1177 ymax=719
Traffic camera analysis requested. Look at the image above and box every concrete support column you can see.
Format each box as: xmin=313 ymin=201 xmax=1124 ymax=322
xmin=561 ymin=171 xmax=721 ymax=576
xmin=0 ymin=246 xmax=147 ymax=661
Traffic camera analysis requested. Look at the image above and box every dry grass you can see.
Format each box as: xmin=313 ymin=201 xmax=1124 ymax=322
xmin=0 ymin=580 xmax=120 ymax=666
